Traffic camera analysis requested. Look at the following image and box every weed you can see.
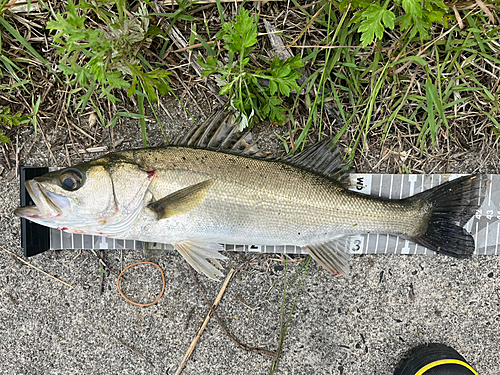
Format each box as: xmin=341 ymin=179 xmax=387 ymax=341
xmin=340 ymin=0 xmax=451 ymax=46
xmin=0 ymin=107 xmax=32 ymax=143
xmin=46 ymin=0 xmax=172 ymax=140
xmin=198 ymin=7 xmax=304 ymax=129
xmin=269 ymin=256 xmax=311 ymax=374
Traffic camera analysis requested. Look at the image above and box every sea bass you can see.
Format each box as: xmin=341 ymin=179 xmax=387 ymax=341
xmin=15 ymin=111 xmax=485 ymax=279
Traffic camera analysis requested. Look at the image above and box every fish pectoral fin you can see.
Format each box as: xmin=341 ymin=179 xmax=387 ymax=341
xmin=303 ymin=237 xmax=354 ymax=277
xmin=174 ymin=240 xmax=227 ymax=280
xmin=147 ymin=180 xmax=214 ymax=220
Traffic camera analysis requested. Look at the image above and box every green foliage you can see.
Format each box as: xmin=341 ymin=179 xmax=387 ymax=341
xmin=198 ymin=7 xmax=304 ymax=128
xmin=358 ymin=4 xmax=395 ymax=46
xmin=46 ymin=0 xmax=171 ymax=113
xmin=0 ymin=0 xmax=62 ymax=88
xmin=341 ymin=0 xmax=450 ymax=46
xmin=292 ymin=0 xmax=500 ymax=159
xmin=0 ymin=107 xmax=32 ymax=143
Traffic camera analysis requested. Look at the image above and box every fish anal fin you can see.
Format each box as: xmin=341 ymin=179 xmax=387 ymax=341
xmin=303 ymin=236 xmax=354 ymax=277
xmin=147 ymin=179 xmax=214 ymax=220
xmin=174 ymin=240 xmax=227 ymax=280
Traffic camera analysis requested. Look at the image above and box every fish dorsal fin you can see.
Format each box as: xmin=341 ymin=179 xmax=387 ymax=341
xmin=284 ymin=140 xmax=349 ymax=183
xmin=173 ymin=109 xmax=271 ymax=158
xmin=303 ymin=236 xmax=355 ymax=277
xmin=174 ymin=110 xmax=230 ymax=148
xmin=174 ymin=109 xmax=347 ymax=180
xmin=147 ymin=180 xmax=214 ymax=220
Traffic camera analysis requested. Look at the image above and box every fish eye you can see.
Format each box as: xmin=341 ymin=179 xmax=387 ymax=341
xmin=59 ymin=169 xmax=84 ymax=191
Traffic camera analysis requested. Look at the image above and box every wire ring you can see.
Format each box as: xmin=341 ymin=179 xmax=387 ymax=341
xmin=117 ymin=262 xmax=165 ymax=307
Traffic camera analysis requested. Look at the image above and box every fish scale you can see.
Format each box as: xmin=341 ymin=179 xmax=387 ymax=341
xmin=120 ymin=147 xmax=425 ymax=247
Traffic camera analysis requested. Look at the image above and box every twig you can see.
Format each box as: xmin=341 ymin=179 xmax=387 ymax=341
xmin=72 ymin=249 xmax=82 ymax=260
xmin=0 ymin=246 xmax=74 ymax=288
xmin=171 ymin=70 xmax=204 ymax=115
xmin=76 ymin=258 xmax=88 ymax=270
xmin=38 ymin=124 xmax=60 ymax=167
xmin=175 ymin=269 xmax=236 ymax=375
xmin=184 ymin=307 xmax=196 ymax=331
xmin=90 ymin=249 xmax=124 ymax=280
xmin=66 ymin=118 xmax=96 ymax=141
xmin=114 ymin=337 xmax=154 ymax=367
xmin=14 ymin=134 xmax=19 ymax=178
xmin=236 ymin=294 xmax=260 ymax=311
xmin=286 ymin=3 xmax=327 ymax=50
xmin=191 ymin=268 xmax=275 ymax=357
xmin=99 ymin=250 xmax=104 ymax=295
xmin=1 ymin=144 xmax=11 ymax=170
xmin=6 ymin=292 xmax=17 ymax=305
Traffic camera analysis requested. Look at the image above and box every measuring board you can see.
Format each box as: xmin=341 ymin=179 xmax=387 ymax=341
xmin=19 ymin=168 xmax=500 ymax=257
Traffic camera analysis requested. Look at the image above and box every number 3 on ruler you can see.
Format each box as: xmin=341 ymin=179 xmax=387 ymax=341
xmin=350 ymin=235 xmax=364 ymax=254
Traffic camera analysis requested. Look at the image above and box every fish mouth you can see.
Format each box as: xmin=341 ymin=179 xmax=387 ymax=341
xmin=14 ymin=180 xmax=69 ymax=219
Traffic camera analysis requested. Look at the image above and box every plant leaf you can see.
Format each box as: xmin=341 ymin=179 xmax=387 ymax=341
xmin=359 ymin=5 xmax=395 ymax=46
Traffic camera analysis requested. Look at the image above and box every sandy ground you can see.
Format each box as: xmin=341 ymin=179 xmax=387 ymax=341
xmin=1 ymin=100 xmax=500 ymax=374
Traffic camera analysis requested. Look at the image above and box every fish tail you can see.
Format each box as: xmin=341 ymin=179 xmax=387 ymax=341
xmin=406 ymin=174 xmax=486 ymax=258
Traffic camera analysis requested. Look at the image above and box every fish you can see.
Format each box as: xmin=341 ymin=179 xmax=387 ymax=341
xmin=15 ymin=110 xmax=486 ymax=280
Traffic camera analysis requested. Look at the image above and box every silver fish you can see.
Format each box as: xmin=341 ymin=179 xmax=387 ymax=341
xmin=15 ymin=111 xmax=485 ymax=279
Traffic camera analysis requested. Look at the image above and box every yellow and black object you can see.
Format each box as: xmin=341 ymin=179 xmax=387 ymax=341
xmin=394 ymin=343 xmax=478 ymax=375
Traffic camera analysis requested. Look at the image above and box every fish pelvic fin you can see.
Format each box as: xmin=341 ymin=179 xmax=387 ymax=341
xmin=303 ymin=236 xmax=354 ymax=277
xmin=405 ymin=174 xmax=487 ymax=258
xmin=147 ymin=180 xmax=214 ymax=220
xmin=174 ymin=240 xmax=228 ymax=280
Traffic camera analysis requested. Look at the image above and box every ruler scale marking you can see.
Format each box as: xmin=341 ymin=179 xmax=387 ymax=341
xmin=488 ymin=174 xmax=492 ymax=206
xmin=485 ymin=222 xmax=489 ymax=255
xmin=475 ymin=222 xmax=479 ymax=253
xmin=496 ymin=222 xmax=499 ymax=256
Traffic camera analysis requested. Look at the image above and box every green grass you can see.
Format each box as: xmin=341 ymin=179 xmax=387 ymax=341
xmin=3 ymin=0 xmax=498 ymax=155
xmin=0 ymin=0 xmax=51 ymax=142
xmin=0 ymin=13 xmax=62 ymax=85
xmin=277 ymin=1 xmax=500 ymax=159
xmin=269 ymin=256 xmax=311 ymax=375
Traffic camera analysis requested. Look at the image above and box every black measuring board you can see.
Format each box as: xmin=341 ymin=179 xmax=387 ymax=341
xmin=19 ymin=167 xmax=50 ymax=257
